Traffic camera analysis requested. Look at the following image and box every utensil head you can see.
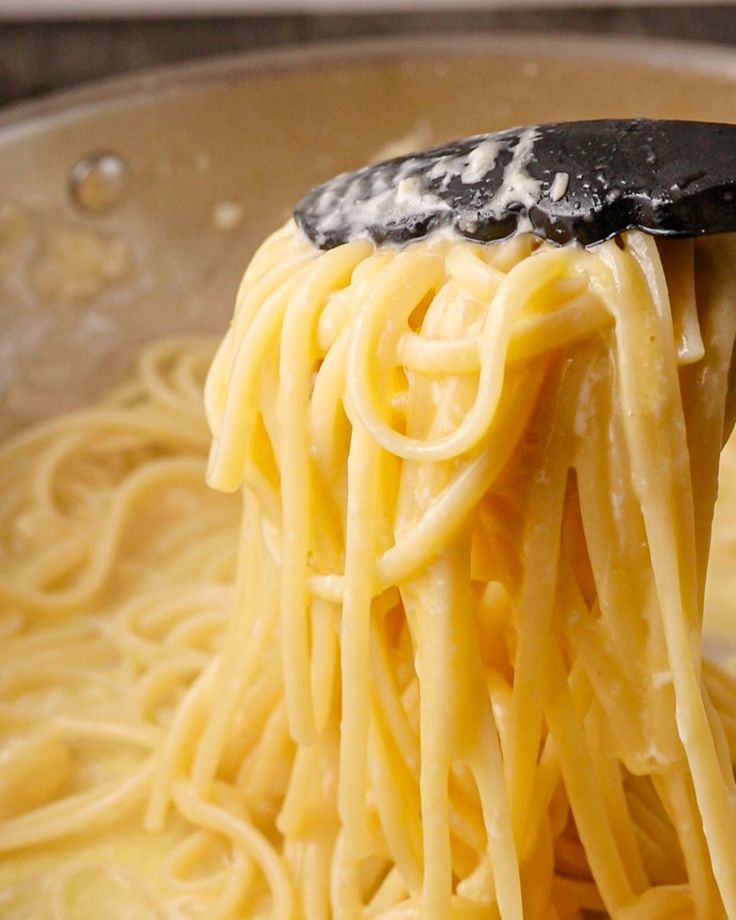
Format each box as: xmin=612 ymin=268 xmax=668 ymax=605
xmin=295 ymin=119 xmax=736 ymax=249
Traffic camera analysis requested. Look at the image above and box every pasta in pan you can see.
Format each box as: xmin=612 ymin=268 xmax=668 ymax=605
xmin=1 ymin=221 xmax=736 ymax=919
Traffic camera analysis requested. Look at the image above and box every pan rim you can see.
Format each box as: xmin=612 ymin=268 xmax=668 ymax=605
xmin=0 ymin=31 xmax=735 ymax=141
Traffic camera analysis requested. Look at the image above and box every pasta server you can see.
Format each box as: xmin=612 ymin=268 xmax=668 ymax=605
xmin=295 ymin=119 xmax=736 ymax=249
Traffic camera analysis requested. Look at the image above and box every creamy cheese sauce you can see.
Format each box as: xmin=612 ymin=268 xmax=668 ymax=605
xmin=302 ymin=127 xmax=547 ymax=247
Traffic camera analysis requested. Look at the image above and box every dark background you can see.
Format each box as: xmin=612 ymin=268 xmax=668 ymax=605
xmin=1 ymin=4 xmax=735 ymax=108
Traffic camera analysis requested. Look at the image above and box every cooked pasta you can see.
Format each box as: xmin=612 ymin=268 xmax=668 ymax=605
xmin=1 ymin=220 xmax=736 ymax=919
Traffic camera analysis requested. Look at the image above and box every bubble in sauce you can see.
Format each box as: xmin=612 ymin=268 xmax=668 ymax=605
xmin=69 ymin=152 xmax=129 ymax=213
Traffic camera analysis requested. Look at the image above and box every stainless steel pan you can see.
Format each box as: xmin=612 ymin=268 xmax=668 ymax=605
xmin=1 ymin=34 xmax=735 ymax=433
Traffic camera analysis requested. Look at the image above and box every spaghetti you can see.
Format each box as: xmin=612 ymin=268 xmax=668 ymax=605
xmin=0 ymin=222 xmax=736 ymax=919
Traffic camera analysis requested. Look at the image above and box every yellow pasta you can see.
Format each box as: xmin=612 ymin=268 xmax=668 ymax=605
xmin=1 ymin=221 xmax=736 ymax=919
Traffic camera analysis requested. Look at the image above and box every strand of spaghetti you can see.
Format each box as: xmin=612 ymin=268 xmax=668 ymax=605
xmin=163 ymin=829 xmax=251 ymax=894
xmin=204 ymin=240 xmax=309 ymax=437
xmin=29 ymin=428 xmax=93 ymax=514
xmin=0 ymin=406 xmax=209 ymax=465
xmin=509 ymin=290 xmax=613 ymax=360
xmin=206 ymin=263 xmax=314 ymax=492
xmin=372 ymin=894 xmax=498 ymax=919
xmin=338 ymin=251 xmax=444 ymax=857
xmin=0 ymin=456 xmax=209 ymax=612
xmin=190 ymin=489 xmax=277 ymax=793
xmin=585 ymin=702 xmax=649 ymax=892
xmin=619 ymin=233 xmax=700 ymax=626
xmin=316 ymin=251 xmax=398 ymax=359
xmin=703 ymin=687 xmax=735 ymax=784
xmin=578 ymin=336 xmax=686 ymax=769
xmin=367 ymin=866 xmax=410 ymax=917
xmin=281 ymin=716 xmax=337 ymax=865
xmin=374 ymin=621 xmax=463 ymax=889
xmin=168 ymin=847 xmax=254 ymax=920
xmin=133 ymin=650 xmax=210 ymax=720
xmin=214 ymin=668 xmax=283 ymax=777
xmin=0 ymin=761 xmax=153 ymax=850
xmin=173 ymin=781 xmax=295 ymax=920
xmin=139 ymin=337 xmax=216 ymax=421
xmin=616 ymin=885 xmax=694 ymax=920
xmin=370 ymin=615 xmax=420 ymax=776
xmin=441 ymin=542 xmax=519 ymax=915
xmin=239 ymin=699 xmax=291 ymax=799
xmin=19 ymin=536 xmax=90 ymax=593
xmin=468 ymin=695 xmax=522 ymax=920
xmin=279 ymin=241 xmax=371 ymax=744
xmin=410 ymin=504 xmax=517 ymax=912
xmin=520 ymin=730 xmax=562 ymax=861
xmin=603 ymin=235 xmax=736 ymax=913
xmin=679 ymin=237 xmax=736 ymax=609
xmin=654 ymin=768 xmax=723 ymax=918
xmin=454 ymin=856 xmax=494 ymax=906
xmin=445 ymin=242 xmax=505 ymax=302
xmin=118 ymin=583 xmax=230 ymax=634
xmin=544 ymin=646 xmax=634 ymax=913
xmin=48 ymin=862 xmax=166 ymax=920
xmin=338 ymin=418 xmax=381 ymax=857
xmin=398 ymin=291 xmax=611 ymax=374
xmin=559 ymin=567 xmax=649 ymax=769
xmin=368 ymin=687 xmax=423 ymax=893
xmin=49 ymin=717 xmax=161 ymax=749
xmin=232 ymin=226 xmax=314 ymax=344
xmin=307 ymin=572 xmax=344 ymax=603
xmin=1 ymin=663 xmax=121 ymax=695
xmin=172 ymin=336 xmax=214 ymax=382
xmin=447 ymin=770 xmax=490 ymax=860
xmin=309 ymin=324 xmax=352 ymax=513
xmin=329 ymin=830 xmax=363 ymax=917
xmin=505 ymin=359 xmax=575 ymax=843
xmin=310 ymin=596 xmax=340 ymax=736
xmin=402 ymin=274 xmax=521 ymax=917
xmin=145 ymin=659 xmax=218 ymax=831
xmin=625 ymin=777 xmax=686 ymax=883
xmin=571 ymin=344 xmax=652 ymax=694
xmin=348 ymin=247 xmax=568 ymax=461
xmin=658 ymin=238 xmax=704 ymax=365
xmin=520 ymin=815 xmax=554 ymax=919
xmin=395 ymin=438 xmax=454 ymax=913
xmin=300 ymin=837 xmax=337 ymax=920
xmin=377 ymin=366 xmax=544 ymax=587
xmin=164 ymin=608 xmax=227 ymax=650
xmin=213 ymin=650 xmax=291 ymax=801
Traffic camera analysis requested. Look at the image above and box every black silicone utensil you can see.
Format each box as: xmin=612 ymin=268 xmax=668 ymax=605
xmin=295 ymin=119 xmax=736 ymax=249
